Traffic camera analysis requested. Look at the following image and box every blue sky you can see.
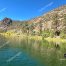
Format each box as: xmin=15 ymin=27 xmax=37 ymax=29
xmin=0 ymin=0 xmax=66 ymax=20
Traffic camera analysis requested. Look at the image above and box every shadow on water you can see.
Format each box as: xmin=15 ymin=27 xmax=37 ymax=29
xmin=0 ymin=35 xmax=66 ymax=66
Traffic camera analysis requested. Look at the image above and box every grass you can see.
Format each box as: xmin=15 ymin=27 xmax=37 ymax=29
xmin=0 ymin=31 xmax=66 ymax=43
xmin=45 ymin=37 xmax=66 ymax=43
xmin=0 ymin=32 xmax=42 ymax=41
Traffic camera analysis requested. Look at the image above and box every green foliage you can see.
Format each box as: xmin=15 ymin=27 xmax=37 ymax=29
xmin=60 ymin=31 xmax=66 ymax=39
xmin=50 ymin=30 xmax=54 ymax=38
xmin=41 ymin=30 xmax=54 ymax=38
xmin=42 ymin=30 xmax=50 ymax=37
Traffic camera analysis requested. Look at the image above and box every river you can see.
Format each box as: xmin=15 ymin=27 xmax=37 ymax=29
xmin=0 ymin=35 xmax=66 ymax=66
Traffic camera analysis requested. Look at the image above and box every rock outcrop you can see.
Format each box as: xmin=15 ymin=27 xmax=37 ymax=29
xmin=2 ymin=17 xmax=12 ymax=26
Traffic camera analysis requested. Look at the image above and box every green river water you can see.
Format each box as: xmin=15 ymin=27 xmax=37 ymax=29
xmin=0 ymin=35 xmax=66 ymax=66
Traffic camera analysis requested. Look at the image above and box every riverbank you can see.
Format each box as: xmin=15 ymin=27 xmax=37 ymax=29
xmin=0 ymin=32 xmax=42 ymax=40
xmin=0 ymin=32 xmax=66 ymax=43
xmin=45 ymin=37 xmax=66 ymax=43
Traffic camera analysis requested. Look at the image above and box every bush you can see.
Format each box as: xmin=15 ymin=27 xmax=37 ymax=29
xmin=60 ymin=33 xmax=66 ymax=39
xmin=42 ymin=30 xmax=50 ymax=37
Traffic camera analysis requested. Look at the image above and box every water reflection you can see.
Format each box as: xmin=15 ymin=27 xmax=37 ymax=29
xmin=0 ymin=35 xmax=66 ymax=66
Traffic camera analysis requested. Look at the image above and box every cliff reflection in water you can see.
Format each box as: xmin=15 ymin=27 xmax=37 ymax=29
xmin=6 ymin=36 xmax=66 ymax=66
xmin=0 ymin=35 xmax=66 ymax=66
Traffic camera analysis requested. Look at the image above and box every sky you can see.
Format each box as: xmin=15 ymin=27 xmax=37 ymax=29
xmin=0 ymin=0 xmax=66 ymax=20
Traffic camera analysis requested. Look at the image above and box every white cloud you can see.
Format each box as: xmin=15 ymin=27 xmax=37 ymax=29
xmin=39 ymin=2 xmax=54 ymax=12
xmin=0 ymin=8 xmax=6 ymax=13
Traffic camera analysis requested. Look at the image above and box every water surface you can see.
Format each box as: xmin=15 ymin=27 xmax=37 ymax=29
xmin=0 ymin=35 xmax=66 ymax=66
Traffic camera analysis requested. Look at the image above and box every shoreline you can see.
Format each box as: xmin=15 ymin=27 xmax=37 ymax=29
xmin=0 ymin=32 xmax=66 ymax=43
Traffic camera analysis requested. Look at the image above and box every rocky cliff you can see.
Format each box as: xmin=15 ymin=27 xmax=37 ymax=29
xmin=0 ymin=5 xmax=66 ymax=37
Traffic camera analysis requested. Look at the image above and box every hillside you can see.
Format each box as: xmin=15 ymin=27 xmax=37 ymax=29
xmin=29 ymin=5 xmax=66 ymax=30
xmin=0 ymin=5 xmax=66 ymax=38
xmin=27 ymin=5 xmax=66 ymax=37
